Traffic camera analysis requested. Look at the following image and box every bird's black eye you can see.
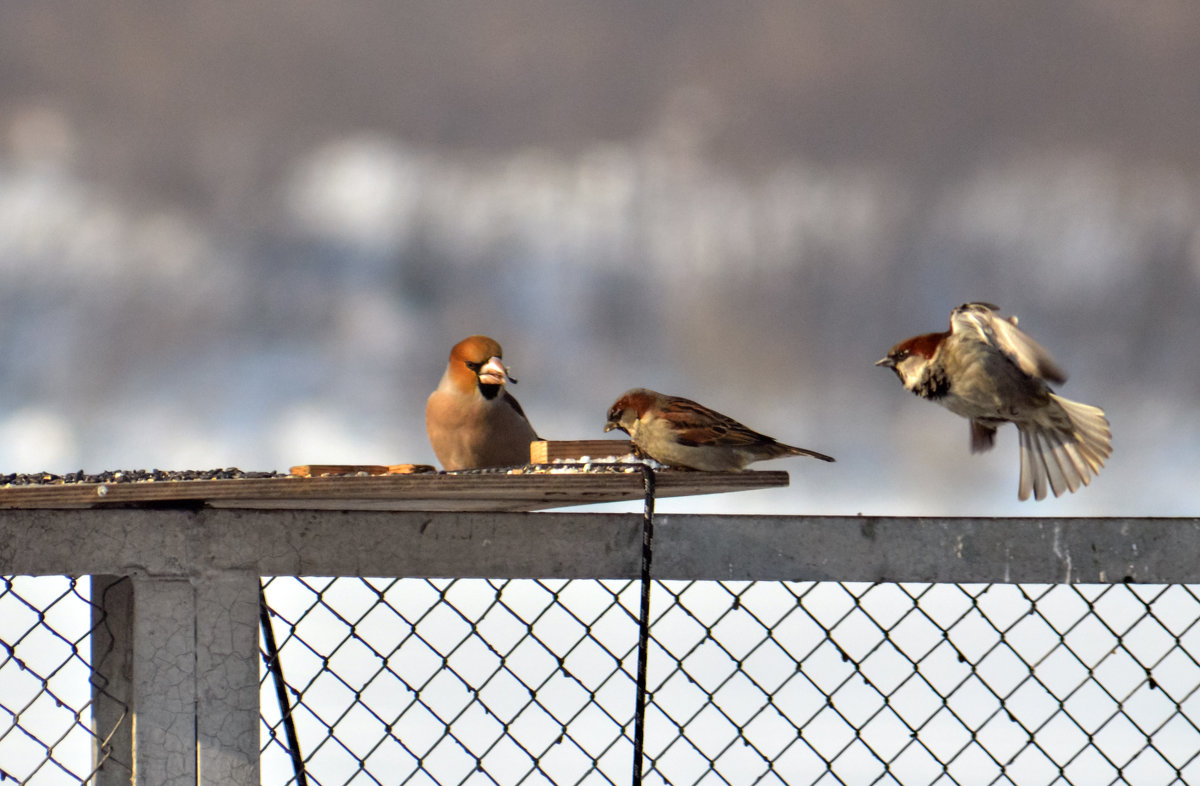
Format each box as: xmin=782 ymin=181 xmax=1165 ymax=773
xmin=465 ymin=361 xmax=483 ymax=373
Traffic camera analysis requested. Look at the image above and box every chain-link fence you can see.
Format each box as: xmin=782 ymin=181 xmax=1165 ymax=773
xmin=0 ymin=576 xmax=128 ymax=785
xmin=3 ymin=574 xmax=1199 ymax=783
xmin=258 ymin=577 xmax=1200 ymax=786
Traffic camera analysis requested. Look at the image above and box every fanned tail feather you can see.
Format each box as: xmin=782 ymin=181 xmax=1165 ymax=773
xmin=1016 ymin=394 xmax=1111 ymax=501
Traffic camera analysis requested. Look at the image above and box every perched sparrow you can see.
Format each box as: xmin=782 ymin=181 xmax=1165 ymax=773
xmin=426 ymin=335 xmax=539 ymax=470
xmin=604 ymin=388 xmax=835 ymax=471
xmin=877 ymin=302 xmax=1111 ymax=500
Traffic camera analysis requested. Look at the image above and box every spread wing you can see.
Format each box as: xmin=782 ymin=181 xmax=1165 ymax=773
xmin=950 ymin=302 xmax=1067 ymax=384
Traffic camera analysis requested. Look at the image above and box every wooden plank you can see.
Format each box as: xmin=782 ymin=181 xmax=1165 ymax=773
xmin=291 ymin=465 xmax=388 ymax=477
xmin=0 ymin=470 xmax=789 ymax=512
xmin=290 ymin=464 xmax=436 ymax=477
xmin=529 ymin=440 xmax=635 ymax=463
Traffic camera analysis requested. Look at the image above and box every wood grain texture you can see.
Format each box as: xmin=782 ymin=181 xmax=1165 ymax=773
xmin=0 ymin=470 xmax=788 ymax=512
xmin=290 ymin=464 xmax=437 ymax=477
xmin=529 ymin=440 xmax=635 ymax=463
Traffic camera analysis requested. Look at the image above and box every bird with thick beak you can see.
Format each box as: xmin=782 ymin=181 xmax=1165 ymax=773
xmin=426 ymin=335 xmax=539 ymax=470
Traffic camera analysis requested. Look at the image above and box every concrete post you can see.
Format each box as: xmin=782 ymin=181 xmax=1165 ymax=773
xmin=90 ymin=573 xmax=261 ymax=786
xmin=129 ymin=576 xmax=197 ymax=784
xmin=195 ymin=571 xmax=261 ymax=784
xmin=92 ymin=575 xmax=134 ymax=786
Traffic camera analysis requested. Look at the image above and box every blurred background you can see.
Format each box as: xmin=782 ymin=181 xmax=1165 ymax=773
xmin=0 ymin=1 xmax=1196 ymax=517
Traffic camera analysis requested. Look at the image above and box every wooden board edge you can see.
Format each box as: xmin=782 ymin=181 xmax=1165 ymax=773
xmin=530 ymin=440 xmax=636 ymax=463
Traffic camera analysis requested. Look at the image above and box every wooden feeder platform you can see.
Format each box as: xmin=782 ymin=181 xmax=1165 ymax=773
xmin=0 ymin=441 xmax=790 ymax=512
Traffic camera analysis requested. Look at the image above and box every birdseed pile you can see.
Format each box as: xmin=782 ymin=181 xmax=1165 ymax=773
xmin=0 ymin=468 xmax=290 ymax=487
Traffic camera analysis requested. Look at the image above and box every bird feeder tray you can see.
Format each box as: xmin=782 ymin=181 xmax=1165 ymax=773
xmin=0 ymin=442 xmax=789 ymax=512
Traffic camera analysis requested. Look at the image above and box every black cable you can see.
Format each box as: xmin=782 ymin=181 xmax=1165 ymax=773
xmin=631 ymin=464 xmax=656 ymax=785
xmin=260 ymin=586 xmax=309 ymax=786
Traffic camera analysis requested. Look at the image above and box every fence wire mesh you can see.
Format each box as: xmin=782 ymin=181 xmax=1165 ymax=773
xmin=2 ymin=575 xmax=1198 ymax=784
xmin=259 ymin=578 xmax=1200 ymax=786
xmin=0 ymin=576 xmax=127 ymax=786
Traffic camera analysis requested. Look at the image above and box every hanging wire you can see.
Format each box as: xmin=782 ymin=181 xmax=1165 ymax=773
xmin=631 ymin=463 xmax=657 ymax=786
xmin=260 ymin=585 xmax=309 ymax=786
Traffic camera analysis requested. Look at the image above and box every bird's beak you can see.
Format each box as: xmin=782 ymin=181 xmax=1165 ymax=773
xmin=875 ymin=356 xmax=895 ymax=369
xmin=603 ymin=421 xmax=617 ymax=433
xmin=479 ymin=356 xmax=515 ymax=385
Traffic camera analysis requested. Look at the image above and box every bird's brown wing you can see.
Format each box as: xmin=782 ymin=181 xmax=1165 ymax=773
xmin=658 ymin=396 xmax=771 ymax=448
